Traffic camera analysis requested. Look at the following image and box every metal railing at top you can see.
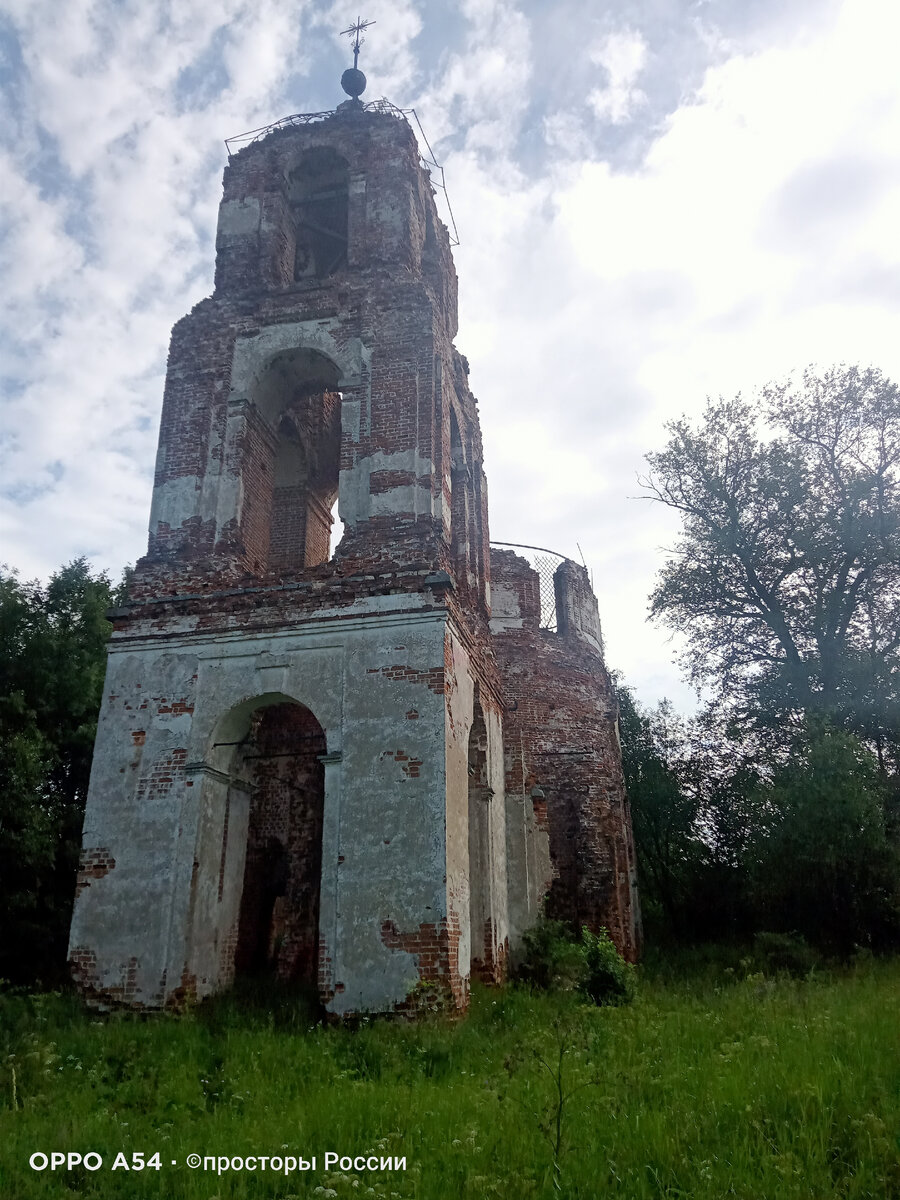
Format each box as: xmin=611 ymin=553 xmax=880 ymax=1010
xmin=490 ymin=541 xmax=573 ymax=632
xmin=224 ymin=98 xmax=405 ymax=154
xmin=224 ymin=100 xmax=459 ymax=246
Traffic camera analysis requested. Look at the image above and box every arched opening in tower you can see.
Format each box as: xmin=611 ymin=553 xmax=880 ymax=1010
xmin=467 ymin=693 xmax=495 ymax=981
xmin=231 ymin=700 xmax=327 ymax=986
xmin=250 ymin=347 xmax=343 ymax=572
xmin=449 ymin=407 xmax=470 ymax=586
xmin=289 ymin=148 xmax=349 ymax=280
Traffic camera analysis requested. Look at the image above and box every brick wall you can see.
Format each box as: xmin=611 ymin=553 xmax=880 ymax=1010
xmin=134 ymin=107 xmax=490 ymax=617
xmin=491 ymin=550 xmax=641 ymax=962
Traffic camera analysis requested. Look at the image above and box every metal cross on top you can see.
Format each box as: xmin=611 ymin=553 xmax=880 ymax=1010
xmin=341 ymin=16 xmax=375 ymax=68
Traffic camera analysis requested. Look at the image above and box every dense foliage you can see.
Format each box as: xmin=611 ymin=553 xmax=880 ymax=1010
xmin=747 ymin=725 xmax=900 ymax=953
xmin=512 ymin=918 xmax=636 ymax=1006
xmin=0 ymin=560 xmax=123 ymax=985
xmin=619 ymin=683 xmax=900 ymax=951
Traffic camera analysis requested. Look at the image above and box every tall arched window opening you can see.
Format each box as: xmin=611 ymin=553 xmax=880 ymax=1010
xmin=468 ymin=694 xmax=495 ymax=980
xmin=250 ymin=348 xmax=342 ymax=572
xmin=449 ymin=408 xmax=470 ymax=586
xmin=289 ymin=149 xmax=349 ymax=280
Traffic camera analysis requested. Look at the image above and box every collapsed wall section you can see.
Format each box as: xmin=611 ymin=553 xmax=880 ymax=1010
xmin=490 ymin=550 xmax=641 ymax=961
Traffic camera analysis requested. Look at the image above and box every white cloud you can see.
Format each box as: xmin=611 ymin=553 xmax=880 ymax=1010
xmin=412 ymin=0 xmax=531 ymax=154
xmin=588 ymin=29 xmax=648 ymax=125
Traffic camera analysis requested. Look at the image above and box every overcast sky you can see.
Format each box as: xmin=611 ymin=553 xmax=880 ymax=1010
xmin=2 ymin=0 xmax=899 ymax=710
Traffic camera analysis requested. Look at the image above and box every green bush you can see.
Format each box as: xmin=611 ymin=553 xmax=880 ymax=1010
xmin=752 ymin=931 xmax=820 ymax=978
xmin=512 ymin=918 xmax=585 ymax=992
xmin=512 ymin=917 xmax=635 ymax=1006
xmin=580 ymin=927 xmax=636 ymax=1006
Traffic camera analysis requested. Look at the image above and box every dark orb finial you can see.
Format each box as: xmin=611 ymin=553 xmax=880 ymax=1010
xmin=340 ymin=16 xmax=375 ymax=101
xmin=341 ymin=66 xmax=367 ymax=98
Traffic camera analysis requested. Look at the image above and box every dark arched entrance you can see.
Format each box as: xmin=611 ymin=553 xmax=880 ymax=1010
xmin=468 ymin=692 xmax=495 ymax=981
xmin=232 ymin=700 xmax=326 ymax=985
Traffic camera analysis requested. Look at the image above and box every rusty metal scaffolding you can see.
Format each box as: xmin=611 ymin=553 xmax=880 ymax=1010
xmin=224 ymin=101 xmax=459 ymax=246
xmin=490 ymin=541 xmax=571 ymax=632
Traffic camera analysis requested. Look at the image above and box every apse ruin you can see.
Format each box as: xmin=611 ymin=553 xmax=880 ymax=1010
xmin=68 ymin=68 xmax=640 ymax=1015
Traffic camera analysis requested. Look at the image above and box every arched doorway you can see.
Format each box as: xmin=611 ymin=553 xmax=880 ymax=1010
xmin=226 ymin=699 xmax=327 ymax=985
xmin=468 ymin=693 xmax=495 ymax=981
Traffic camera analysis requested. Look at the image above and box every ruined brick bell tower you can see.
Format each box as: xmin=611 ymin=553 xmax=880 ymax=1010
xmin=69 ymin=45 xmax=640 ymax=1015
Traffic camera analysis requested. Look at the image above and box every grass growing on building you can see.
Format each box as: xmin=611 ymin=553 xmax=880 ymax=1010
xmin=2 ymin=959 xmax=900 ymax=1199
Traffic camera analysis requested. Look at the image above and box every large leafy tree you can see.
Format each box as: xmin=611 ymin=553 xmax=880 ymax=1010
xmin=0 ymin=559 xmax=122 ymax=984
xmin=641 ymin=365 xmax=900 ymax=761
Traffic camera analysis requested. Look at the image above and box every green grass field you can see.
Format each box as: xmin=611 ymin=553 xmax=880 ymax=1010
xmin=2 ymin=958 xmax=899 ymax=1198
